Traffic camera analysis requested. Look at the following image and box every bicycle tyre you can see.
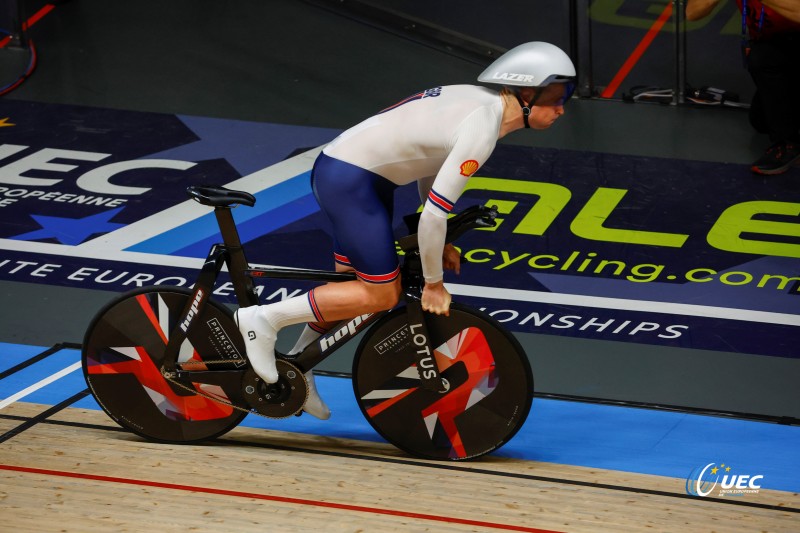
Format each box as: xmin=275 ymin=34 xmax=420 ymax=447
xmin=352 ymin=302 xmax=533 ymax=460
xmin=82 ymin=287 xmax=248 ymax=443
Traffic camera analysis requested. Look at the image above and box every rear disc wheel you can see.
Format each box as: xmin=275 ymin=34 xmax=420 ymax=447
xmin=82 ymin=287 xmax=248 ymax=443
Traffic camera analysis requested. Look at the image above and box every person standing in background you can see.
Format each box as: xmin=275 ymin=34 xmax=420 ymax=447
xmin=687 ymin=0 xmax=800 ymax=175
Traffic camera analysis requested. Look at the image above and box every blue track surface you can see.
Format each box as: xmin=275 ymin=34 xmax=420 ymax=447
xmin=2 ymin=342 xmax=798 ymax=494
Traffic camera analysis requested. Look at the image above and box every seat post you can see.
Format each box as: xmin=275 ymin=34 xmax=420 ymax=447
xmin=214 ymin=206 xmax=258 ymax=306
xmin=214 ymin=206 xmax=242 ymax=249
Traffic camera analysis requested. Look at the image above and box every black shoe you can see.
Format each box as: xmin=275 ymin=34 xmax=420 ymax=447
xmin=751 ymin=141 xmax=800 ymax=175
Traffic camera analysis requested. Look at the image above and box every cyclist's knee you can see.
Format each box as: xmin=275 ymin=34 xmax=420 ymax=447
xmin=386 ymin=278 xmax=402 ymax=307
xmin=365 ymin=278 xmax=401 ymax=311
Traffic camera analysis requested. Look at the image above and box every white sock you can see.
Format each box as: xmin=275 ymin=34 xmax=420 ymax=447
xmin=236 ymin=293 xmax=320 ymax=383
xmin=287 ymin=324 xmax=326 ymax=356
xmin=265 ymin=293 xmax=322 ymax=331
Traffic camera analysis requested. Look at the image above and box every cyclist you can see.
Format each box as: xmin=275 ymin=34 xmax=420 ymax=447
xmin=236 ymin=41 xmax=576 ymax=419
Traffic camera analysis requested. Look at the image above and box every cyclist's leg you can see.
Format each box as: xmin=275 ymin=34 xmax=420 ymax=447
xmin=286 ymin=321 xmax=332 ymax=419
xmin=287 ymin=263 xmax=385 ymax=419
xmin=235 ymin=292 xmax=320 ymax=383
xmin=288 ymin=322 xmax=330 ymax=354
xmin=290 ymin=262 xmax=359 ymax=345
xmin=299 ymin=157 xmax=405 ymax=418
xmin=236 ymin=154 xmax=401 ymax=404
xmin=287 ymin=264 xmax=357 ymax=355
xmin=308 ymin=154 xmax=402 ymax=318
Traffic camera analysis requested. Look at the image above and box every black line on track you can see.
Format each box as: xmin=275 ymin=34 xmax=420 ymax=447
xmin=214 ymin=438 xmax=800 ymax=515
xmin=0 ymin=342 xmax=82 ymax=380
xmin=314 ymin=371 xmax=800 ymax=427
xmin=0 ymin=412 xmax=124 ymax=433
xmin=2 ymin=411 xmax=797 ymax=514
xmin=0 ymin=389 xmax=91 ymax=444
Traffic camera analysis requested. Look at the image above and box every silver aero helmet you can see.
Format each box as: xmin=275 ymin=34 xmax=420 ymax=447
xmin=478 ymin=41 xmax=576 ymax=128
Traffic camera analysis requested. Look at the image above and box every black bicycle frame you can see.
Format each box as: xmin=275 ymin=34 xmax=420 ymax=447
xmin=162 ymin=194 xmax=495 ymax=395
xmin=161 ymin=205 xmax=257 ymax=377
xmin=247 ymin=253 xmax=448 ymax=392
xmin=159 ymin=204 xmax=444 ymax=391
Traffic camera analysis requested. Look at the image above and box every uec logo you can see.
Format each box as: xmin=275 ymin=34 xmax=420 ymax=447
xmin=686 ymin=463 xmax=764 ymax=497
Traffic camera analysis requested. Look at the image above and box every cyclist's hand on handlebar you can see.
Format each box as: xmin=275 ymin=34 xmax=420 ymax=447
xmin=442 ymin=244 xmax=461 ymax=275
xmin=422 ymin=281 xmax=451 ymax=316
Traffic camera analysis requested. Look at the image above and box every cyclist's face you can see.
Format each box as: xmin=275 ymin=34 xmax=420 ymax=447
xmin=524 ymin=84 xmax=570 ymax=129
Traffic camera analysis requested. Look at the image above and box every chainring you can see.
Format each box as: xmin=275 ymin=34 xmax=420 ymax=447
xmin=242 ymin=359 xmax=309 ymax=418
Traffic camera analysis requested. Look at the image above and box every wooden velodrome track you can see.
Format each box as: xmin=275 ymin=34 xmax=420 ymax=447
xmin=3 ymin=3 xmax=798 ymax=531
xmin=2 ymin=397 xmax=798 ymax=532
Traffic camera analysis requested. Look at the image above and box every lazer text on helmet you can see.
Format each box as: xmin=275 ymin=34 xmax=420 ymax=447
xmin=491 ymin=72 xmax=535 ymax=83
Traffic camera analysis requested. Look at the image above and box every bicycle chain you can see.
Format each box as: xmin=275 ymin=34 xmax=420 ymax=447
xmin=163 ymin=358 xmax=308 ymax=420
xmin=164 ymin=372 xmax=257 ymax=417
xmin=178 ymin=359 xmax=245 ymax=367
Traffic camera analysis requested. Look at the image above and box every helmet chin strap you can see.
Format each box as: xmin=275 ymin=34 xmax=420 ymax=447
xmin=514 ymin=88 xmax=541 ymax=129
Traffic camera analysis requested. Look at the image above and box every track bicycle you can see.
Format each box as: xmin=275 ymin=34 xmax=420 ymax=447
xmin=82 ymin=185 xmax=533 ymax=460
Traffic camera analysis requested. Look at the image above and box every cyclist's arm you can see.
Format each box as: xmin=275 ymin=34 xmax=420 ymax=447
xmin=685 ymin=0 xmax=721 ymax=21
xmin=763 ymin=0 xmax=800 ymax=22
xmin=418 ymin=107 xmax=498 ymax=285
xmin=419 ymin=209 xmax=448 ymax=283
xmin=417 ymin=176 xmax=435 ymax=204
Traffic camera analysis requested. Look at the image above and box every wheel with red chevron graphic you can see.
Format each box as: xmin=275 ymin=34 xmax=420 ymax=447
xmin=82 ymin=287 xmax=248 ymax=443
xmin=352 ymin=303 xmax=533 ymax=460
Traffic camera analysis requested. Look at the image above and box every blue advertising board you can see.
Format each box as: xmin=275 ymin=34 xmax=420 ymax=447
xmin=1 ymin=100 xmax=798 ymax=360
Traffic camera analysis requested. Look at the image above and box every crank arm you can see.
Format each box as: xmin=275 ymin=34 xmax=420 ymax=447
xmin=174 ymin=369 xmax=246 ymax=389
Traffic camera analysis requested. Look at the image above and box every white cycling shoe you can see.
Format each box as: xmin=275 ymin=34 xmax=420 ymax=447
xmin=235 ymin=306 xmax=279 ymax=384
xmin=303 ymin=370 xmax=331 ymax=420
xmin=236 ymin=307 xmax=331 ymax=419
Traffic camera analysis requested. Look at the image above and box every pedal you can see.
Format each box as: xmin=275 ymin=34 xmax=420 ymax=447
xmin=242 ymin=360 xmax=309 ymax=418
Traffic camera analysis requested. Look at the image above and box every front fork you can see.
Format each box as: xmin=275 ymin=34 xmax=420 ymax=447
xmin=404 ymin=294 xmax=450 ymax=393
xmin=401 ymin=249 xmax=449 ymax=393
